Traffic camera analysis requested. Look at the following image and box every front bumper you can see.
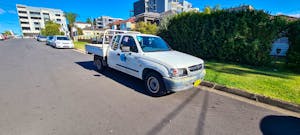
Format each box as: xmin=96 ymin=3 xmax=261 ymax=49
xmin=163 ymin=70 xmax=206 ymax=92
xmin=56 ymin=44 xmax=74 ymax=48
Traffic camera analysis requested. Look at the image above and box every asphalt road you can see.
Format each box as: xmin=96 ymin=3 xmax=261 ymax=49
xmin=0 ymin=39 xmax=299 ymax=135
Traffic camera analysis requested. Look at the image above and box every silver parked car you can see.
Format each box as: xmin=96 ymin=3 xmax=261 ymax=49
xmin=46 ymin=36 xmax=54 ymax=45
xmin=37 ymin=35 xmax=47 ymax=42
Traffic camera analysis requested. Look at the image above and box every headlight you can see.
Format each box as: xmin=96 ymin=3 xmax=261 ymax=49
xmin=170 ymin=68 xmax=188 ymax=77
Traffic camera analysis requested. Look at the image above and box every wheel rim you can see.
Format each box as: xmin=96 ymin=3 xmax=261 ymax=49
xmin=95 ymin=59 xmax=102 ymax=70
xmin=147 ymin=76 xmax=160 ymax=93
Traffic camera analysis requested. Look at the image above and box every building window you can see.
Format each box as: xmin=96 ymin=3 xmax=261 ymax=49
xmin=31 ymin=17 xmax=41 ymax=20
xmin=21 ymin=22 xmax=29 ymax=24
xmin=35 ymin=27 xmax=40 ymax=30
xmin=18 ymin=11 xmax=27 ymax=14
xmin=29 ymin=11 xmax=40 ymax=15
xmin=22 ymin=27 xmax=30 ymax=30
xmin=43 ymin=13 xmax=49 ymax=15
xmin=19 ymin=16 xmax=28 ymax=19
xmin=55 ymin=14 xmax=61 ymax=17
xmin=34 ymin=22 xmax=40 ymax=25
xmin=56 ymin=19 xmax=61 ymax=22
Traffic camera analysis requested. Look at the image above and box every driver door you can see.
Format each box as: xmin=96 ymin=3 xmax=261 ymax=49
xmin=117 ymin=36 xmax=141 ymax=77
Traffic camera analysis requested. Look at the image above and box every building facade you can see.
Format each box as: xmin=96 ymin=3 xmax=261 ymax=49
xmin=74 ymin=22 xmax=92 ymax=29
xmin=95 ymin=16 xmax=123 ymax=29
xmin=16 ymin=4 xmax=68 ymax=37
xmin=133 ymin=0 xmax=198 ymax=16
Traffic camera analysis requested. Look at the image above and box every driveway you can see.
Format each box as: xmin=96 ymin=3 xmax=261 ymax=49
xmin=0 ymin=39 xmax=299 ymax=135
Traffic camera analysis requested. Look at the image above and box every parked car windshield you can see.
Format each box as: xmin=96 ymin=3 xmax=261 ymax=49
xmin=57 ymin=37 xmax=69 ymax=40
xmin=137 ymin=36 xmax=171 ymax=52
xmin=39 ymin=35 xmax=47 ymax=38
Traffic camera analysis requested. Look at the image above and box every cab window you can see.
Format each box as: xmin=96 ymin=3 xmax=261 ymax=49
xmin=120 ymin=36 xmax=138 ymax=53
xmin=112 ymin=35 xmax=121 ymax=50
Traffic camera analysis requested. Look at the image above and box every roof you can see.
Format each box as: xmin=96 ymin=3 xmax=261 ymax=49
xmin=108 ymin=17 xmax=136 ymax=26
xmin=82 ymin=26 xmax=103 ymax=31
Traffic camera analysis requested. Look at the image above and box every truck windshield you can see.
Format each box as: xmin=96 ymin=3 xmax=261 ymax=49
xmin=137 ymin=36 xmax=171 ymax=52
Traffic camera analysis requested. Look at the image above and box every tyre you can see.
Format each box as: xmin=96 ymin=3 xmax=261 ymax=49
xmin=144 ymin=71 xmax=167 ymax=97
xmin=94 ymin=55 xmax=105 ymax=72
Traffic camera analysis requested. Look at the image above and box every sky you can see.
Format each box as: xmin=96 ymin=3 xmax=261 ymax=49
xmin=0 ymin=0 xmax=299 ymax=35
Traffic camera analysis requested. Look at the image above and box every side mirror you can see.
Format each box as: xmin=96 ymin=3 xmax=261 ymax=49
xmin=121 ymin=46 xmax=130 ymax=52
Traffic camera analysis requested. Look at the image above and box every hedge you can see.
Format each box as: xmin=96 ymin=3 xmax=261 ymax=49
xmin=158 ymin=10 xmax=285 ymax=66
xmin=287 ymin=20 xmax=300 ymax=65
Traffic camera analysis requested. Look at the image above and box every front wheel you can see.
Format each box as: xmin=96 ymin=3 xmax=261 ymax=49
xmin=144 ymin=72 xmax=166 ymax=97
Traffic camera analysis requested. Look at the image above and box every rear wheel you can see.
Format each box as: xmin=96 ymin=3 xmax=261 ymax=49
xmin=144 ymin=71 xmax=166 ymax=97
xmin=94 ymin=55 xmax=105 ymax=72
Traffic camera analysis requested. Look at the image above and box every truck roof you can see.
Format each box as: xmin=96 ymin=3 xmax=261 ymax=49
xmin=115 ymin=33 xmax=158 ymax=37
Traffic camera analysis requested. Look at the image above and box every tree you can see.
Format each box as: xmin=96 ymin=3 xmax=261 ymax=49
xmin=93 ymin=18 xmax=97 ymax=26
xmin=134 ymin=22 xmax=157 ymax=35
xmin=86 ymin=18 xmax=92 ymax=24
xmin=203 ymin=6 xmax=212 ymax=14
xmin=76 ymin=27 xmax=83 ymax=35
xmin=65 ymin=12 xmax=78 ymax=38
xmin=212 ymin=4 xmax=221 ymax=12
xmin=3 ymin=31 xmax=12 ymax=35
xmin=41 ymin=21 xmax=62 ymax=36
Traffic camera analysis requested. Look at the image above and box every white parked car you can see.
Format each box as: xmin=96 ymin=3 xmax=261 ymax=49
xmin=0 ymin=34 xmax=3 ymax=41
xmin=85 ymin=30 xmax=206 ymax=96
xmin=52 ymin=36 xmax=74 ymax=49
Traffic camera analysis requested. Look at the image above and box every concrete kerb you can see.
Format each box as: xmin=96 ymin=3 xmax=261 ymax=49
xmin=200 ymin=81 xmax=300 ymax=113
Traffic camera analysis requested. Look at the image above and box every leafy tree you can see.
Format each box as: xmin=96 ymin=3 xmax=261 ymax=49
xmin=86 ymin=18 xmax=92 ymax=24
xmin=203 ymin=6 xmax=212 ymax=14
xmin=134 ymin=22 xmax=157 ymax=35
xmin=93 ymin=18 xmax=97 ymax=26
xmin=3 ymin=31 xmax=12 ymax=35
xmin=41 ymin=21 xmax=62 ymax=36
xmin=76 ymin=27 xmax=83 ymax=35
xmin=212 ymin=4 xmax=221 ymax=12
xmin=65 ymin=12 xmax=78 ymax=38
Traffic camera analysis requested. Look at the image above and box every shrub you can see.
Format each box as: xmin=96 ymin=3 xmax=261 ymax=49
xmin=287 ymin=20 xmax=300 ymax=65
xmin=158 ymin=10 xmax=284 ymax=66
xmin=134 ymin=22 xmax=158 ymax=35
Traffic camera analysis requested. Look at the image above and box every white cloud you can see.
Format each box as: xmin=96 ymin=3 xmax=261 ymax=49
xmin=0 ymin=8 xmax=5 ymax=14
xmin=8 ymin=10 xmax=16 ymax=14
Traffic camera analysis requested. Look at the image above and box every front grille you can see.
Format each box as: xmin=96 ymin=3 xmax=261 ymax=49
xmin=188 ymin=64 xmax=202 ymax=72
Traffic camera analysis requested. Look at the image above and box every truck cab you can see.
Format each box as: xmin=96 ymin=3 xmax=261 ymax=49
xmin=86 ymin=30 xmax=206 ymax=96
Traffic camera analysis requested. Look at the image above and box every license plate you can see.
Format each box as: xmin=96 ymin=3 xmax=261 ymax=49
xmin=194 ymin=79 xmax=201 ymax=87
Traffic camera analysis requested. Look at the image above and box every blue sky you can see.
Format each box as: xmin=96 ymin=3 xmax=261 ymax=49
xmin=0 ymin=0 xmax=299 ymax=35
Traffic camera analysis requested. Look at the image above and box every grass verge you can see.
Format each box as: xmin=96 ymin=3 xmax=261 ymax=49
xmin=205 ymin=60 xmax=300 ymax=104
xmin=74 ymin=41 xmax=88 ymax=51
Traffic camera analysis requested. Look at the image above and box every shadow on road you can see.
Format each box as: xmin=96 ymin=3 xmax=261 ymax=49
xmin=76 ymin=61 xmax=210 ymax=135
xmin=260 ymin=115 xmax=300 ymax=135
xmin=146 ymin=90 xmax=209 ymax=135
xmin=75 ymin=61 xmax=150 ymax=96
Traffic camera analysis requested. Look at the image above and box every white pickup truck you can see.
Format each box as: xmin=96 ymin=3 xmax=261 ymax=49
xmin=85 ymin=30 xmax=206 ymax=96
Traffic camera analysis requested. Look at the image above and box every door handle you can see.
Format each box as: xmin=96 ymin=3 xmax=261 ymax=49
xmin=117 ymin=53 xmax=120 ymax=56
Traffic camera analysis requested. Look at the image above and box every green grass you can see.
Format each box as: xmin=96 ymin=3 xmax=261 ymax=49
xmin=74 ymin=41 xmax=88 ymax=51
xmin=205 ymin=60 xmax=300 ymax=104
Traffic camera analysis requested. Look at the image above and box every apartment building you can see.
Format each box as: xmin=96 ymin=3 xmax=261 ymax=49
xmin=95 ymin=16 xmax=123 ymax=29
xmin=16 ymin=4 xmax=68 ymax=36
xmin=133 ymin=0 xmax=198 ymax=16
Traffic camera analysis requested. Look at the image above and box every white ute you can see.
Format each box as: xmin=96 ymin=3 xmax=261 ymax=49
xmin=85 ymin=30 xmax=206 ymax=96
